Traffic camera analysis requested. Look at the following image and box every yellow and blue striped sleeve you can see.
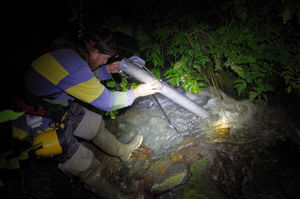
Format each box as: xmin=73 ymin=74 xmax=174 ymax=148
xmin=30 ymin=49 xmax=134 ymax=111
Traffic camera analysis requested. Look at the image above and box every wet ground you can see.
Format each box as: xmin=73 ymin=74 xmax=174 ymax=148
xmin=86 ymin=87 xmax=300 ymax=198
xmin=1 ymin=87 xmax=300 ymax=199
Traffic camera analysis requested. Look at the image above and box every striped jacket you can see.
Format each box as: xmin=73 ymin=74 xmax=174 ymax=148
xmin=11 ymin=48 xmax=134 ymax=139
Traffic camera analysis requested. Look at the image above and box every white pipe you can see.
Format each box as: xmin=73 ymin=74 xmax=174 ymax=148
xmin=119 ymin=57 xmax=210 ymax=119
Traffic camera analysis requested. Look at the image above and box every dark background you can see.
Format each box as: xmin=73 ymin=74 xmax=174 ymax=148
xmin=1 ymin=1 xmax=300 ymax=198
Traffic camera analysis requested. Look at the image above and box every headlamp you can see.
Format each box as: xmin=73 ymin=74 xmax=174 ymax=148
xmin=88 ymin=39 xmax=119 ymax=58
xmin=77 ymin=29 xmax=119 ymax=58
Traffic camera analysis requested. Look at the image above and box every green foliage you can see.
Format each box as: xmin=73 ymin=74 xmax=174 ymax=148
xmin=281 ymin=1 xmax=300 ymax=24
xmin=0 ymin=110 xmax=41 ymax=187
xmin=0 ymin=110 xmax=24 ymax=123
xmin=140 ymin=43 xmax=165 ymax=68
xmin=151 ymin=68 xmax=162 ymax=79
xmin=1 ymin=150 xmax=27 ymax=170
xmin=106 ymin=81 xmax=116 ymax=89
xmin=209 ymin=26 xmax=285 ymax=99
xmin=105 ymin=110 xmax=118 ymax=120
xmin=138 ymin=0 xmax=300 ymax=102
xmin=165 ymin=58 xmax=207 ymax=93
xmin=0 ymin=142 xmax=42 ymax=187
xmin=104 ymin=77 xmax=140 ymax=119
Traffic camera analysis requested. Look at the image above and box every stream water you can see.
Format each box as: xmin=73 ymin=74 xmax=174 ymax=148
xmin=103 ymin=86 xmax=300 ymax=198
xmin=107 ymin=87 xmax=273 ymax=158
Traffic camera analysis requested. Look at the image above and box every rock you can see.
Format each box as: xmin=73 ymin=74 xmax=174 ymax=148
xmin=182 ymin=159 xmax=229 ymax=199
xmin=152 ymin=161 xmax=187 ymax=193
xmin=156 ymin=184 xmax=187 ymax=199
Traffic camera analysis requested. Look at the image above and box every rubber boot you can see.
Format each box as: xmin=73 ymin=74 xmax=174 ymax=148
xmin=60 ymin=146 xmax=143 ymax=199
xmin=92 ymin=121 xmax=143 ymax=162
xmin=81 ymin=156 xmax=143 ymax=199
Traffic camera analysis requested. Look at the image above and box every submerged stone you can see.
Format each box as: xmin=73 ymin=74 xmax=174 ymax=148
xmin=152 ymin=161 xmax=187 ymax=192
xmin=182 ymin=159 xmax=229 ymax=199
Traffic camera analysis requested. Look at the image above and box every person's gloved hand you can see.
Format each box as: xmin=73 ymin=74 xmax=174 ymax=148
xmin=106 ymin=61 xmax=120 ymax=73
xmin=132 ymin=80 xmax=162 ymax=99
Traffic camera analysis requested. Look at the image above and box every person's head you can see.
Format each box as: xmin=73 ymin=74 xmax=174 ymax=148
xmin=76 ymin=29 xmax=119 ymax=70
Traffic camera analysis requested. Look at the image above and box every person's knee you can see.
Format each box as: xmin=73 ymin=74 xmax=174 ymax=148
xmin=73 ymin=108 xmax=104 ymax=140
xmin=58 ymin=144 xmax=94 ymax=175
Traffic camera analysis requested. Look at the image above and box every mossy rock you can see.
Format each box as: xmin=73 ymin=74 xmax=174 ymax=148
xmin=182 ymin=159 xmax=228 ymax=199
xmin=143 ymin=158 xmax=171 ymax=194
xmin=148 ymin=159 xmax=170 ymax=175
xmin=152 ymin=161 xmax=187 ymax=192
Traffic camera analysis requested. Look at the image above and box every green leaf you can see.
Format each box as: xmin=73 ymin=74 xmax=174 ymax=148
xmin=0 ymin=158 xmax=8 ymax=169
xmin=0 ymin=151 xmax=13 ymax=159
xmin=283 ymin=8 xmax=291 ymax=24
xmin=151 ymin=68 xmax=161 ymax=79
xmin=110 ymin=111 xmax=118 ymax=119
xmin=105 ymin=110 xmax=118 ymax=120
xmin=120 ymin=77 xmax=128 ymax=88
xmin=198 ymin=83 xmax=207 ymax=87
xmin=215 ymin=26 xmax=226 ymax=36
xmin=231 ymin=65 xmax=245 ymax=79
xmin=106 ymin=81 xmax=116 ymax=88
xmin=130 ymin=82 xmax=138 ymax=89
xmin=0 ymin=150 xmax=30 ymax=170
xmin=239 ymin=9 xmax=248 ymax=22
xmin=0 ymin=110 xmax=24 ymax=123
xmin=215 ymin=56 xmax=222 ymax=69
xmin=236 ymin=54 xmax=256 ymax=64
xmin=263 ymin=84 xmax=275 ymax=92
xmin=17 ymin=151 xmax=28 ymax=161
xmin=249 ymin=91 xmax=258 ymax=101
xmin=234 ymin=79 xmax=247 ymax=95
xmin=4 ymin=158 xmax=20 ymax=170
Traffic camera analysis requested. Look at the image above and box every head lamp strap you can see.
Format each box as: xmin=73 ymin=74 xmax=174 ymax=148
xmin=88 ymin=37 xmax=118 ymax=58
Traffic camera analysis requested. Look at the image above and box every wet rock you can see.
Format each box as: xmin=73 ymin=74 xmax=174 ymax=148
xmin=144 ymin=158 xmax=171 ymax=195
xmin=183 ymin=159 xmax=229 ymax=199
xmin=207 ymin=143 xmax=250 ymax=199
xmin=79 ymin=91 xmax=300 ymax=199
xmin=152 ymin=161 xmax=187 ymax=193
xmin=242 ymin=138 xmax=300 ymax=199
xmin=156 ymin=184 xmax=187 ymax=199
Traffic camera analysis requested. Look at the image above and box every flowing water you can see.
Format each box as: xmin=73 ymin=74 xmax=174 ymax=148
xmin=104 ymin=86 xmax=300 ymax=198
xmin=107 ymin=87 xmax=288 ymax=158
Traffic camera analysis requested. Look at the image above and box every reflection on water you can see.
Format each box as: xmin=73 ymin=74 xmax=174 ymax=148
xmin=106 ymin=87 xmax=276 ymax=159
xmin=104 ymin=86 xmax=299 ymax=198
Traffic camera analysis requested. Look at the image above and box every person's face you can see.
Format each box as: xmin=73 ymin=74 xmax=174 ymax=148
xmin=88 ymin=50 xmax=111 ymax=70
